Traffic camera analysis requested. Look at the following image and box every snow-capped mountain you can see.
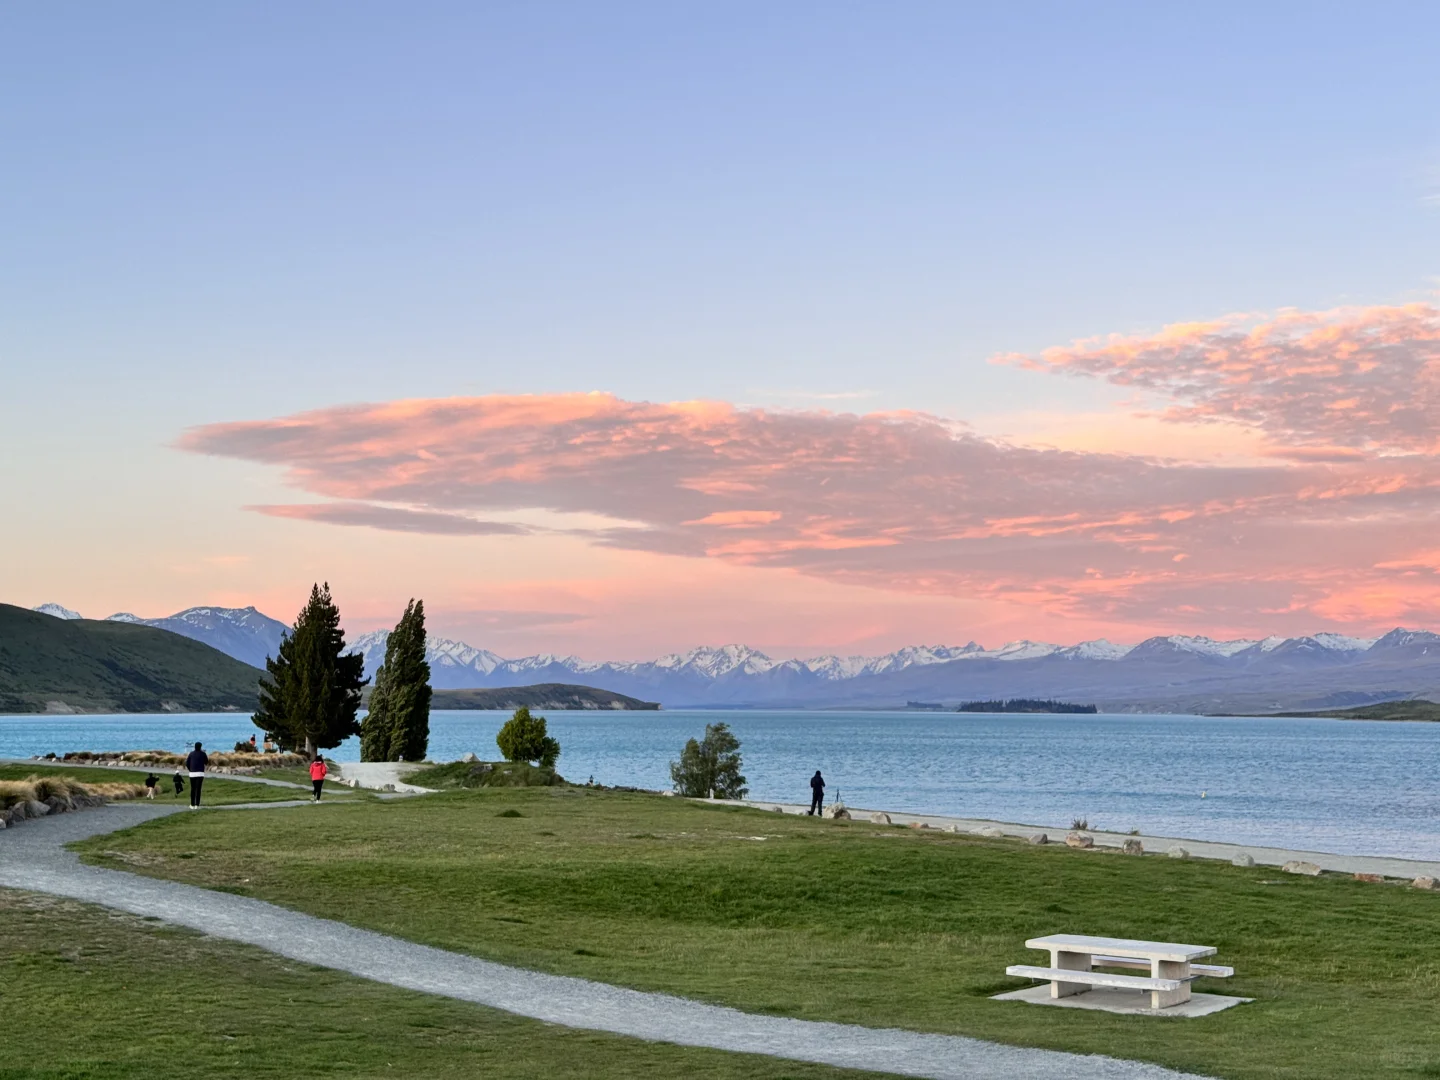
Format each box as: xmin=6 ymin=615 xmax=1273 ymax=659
xmin=33 ymin=603 xmax=83 ymax=620
xmin=353 ymin=630 xmax=506 ymax=683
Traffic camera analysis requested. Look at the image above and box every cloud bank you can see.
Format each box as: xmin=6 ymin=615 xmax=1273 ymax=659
xmin=180 ymin=300 xmax=1440 ymax=632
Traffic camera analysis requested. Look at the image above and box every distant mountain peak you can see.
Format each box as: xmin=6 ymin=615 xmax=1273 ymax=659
xmin=33 ymin=603 xmax=83 ymax=620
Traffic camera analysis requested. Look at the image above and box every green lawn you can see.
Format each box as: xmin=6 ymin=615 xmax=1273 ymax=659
xmin=0 ymin=887 xmax=881 ymax=1080
xmin=76 ymin=786 xmax=1440 ymax=1079
xmin=0 ymin=763 xmax=356 ymax=805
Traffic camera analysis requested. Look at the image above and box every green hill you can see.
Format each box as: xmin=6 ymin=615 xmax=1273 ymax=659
xmin=0 ymin=604 xmax=264 ymax=714
xmin=1267 ymin=699 xmax=1440 ymax=721
xmin=422 ymin=684 xmax=660 ymax=711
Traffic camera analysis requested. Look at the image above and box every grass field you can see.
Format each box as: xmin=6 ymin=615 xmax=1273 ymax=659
xmin=75 ymin=786 xmax=1440 ymax=1079
xmin=0 ymin=763 xmax=358 ymax=805
xmin=0 ymin=887 xmax=881 ymax=1080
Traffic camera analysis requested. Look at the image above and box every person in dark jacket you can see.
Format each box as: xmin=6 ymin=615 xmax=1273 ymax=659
xmin=172 ymin=771 xmax=186 ymax=796
xmin=808 ymin=770 xmax=825 ymax=816
xmin=143 ymin=773 xmax=159 ymax=800
xmin=185 ymin=742 xmax=209 ymax=808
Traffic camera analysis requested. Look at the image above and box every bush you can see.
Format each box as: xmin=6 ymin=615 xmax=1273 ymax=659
xmin=670 ymin=722 xmax=747 ymax=799
xmin=495 ymin=707 xmax=560 ymax=768
xmin=408 ymin=760 xmax=563 ymax=789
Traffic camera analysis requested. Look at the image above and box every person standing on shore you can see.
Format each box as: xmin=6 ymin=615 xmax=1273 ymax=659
xmin=809 ymin=770 xmax=825 ymax=816
xmin=185 ymin=742 xmax=208 ymax=808
xmin=309 ymin=756 xmax=328 ymax=802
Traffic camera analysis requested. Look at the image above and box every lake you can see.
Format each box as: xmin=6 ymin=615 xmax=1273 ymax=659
xmin=3 ymin=709 xmax=1438 ymax=861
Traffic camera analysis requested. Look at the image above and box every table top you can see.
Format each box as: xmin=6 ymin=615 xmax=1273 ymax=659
xmin=1026 ymin=934 xmax=1217 ymax=962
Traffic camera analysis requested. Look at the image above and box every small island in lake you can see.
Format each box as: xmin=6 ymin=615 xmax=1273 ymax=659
xmin=957 ymin=698 xmax=1098 ymax=714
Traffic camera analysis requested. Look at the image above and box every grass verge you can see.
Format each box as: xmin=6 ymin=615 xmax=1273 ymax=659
xmin=0 ymin=763 xmax=356 ymax=806
xmin=409 ymin=759 xmax=562 ymax=788
xmin=0 ymin=887 xmax=882 ymax=1080
xmin=76 ymin=786 xmax=1440 ymax=1079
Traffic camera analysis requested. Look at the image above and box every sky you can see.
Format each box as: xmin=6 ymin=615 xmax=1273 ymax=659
xmin=4 ymin=2 xmax=1440 ymax=659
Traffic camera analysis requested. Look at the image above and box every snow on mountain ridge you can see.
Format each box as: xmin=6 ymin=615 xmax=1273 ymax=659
xmin=33 ymin=603 xmax=83 ymax=620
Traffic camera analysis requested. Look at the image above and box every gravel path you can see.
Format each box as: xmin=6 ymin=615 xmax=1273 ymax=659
xmin=741 ymin=800 xmax=1440 ymax=879
xmin=0 ymin=803 xmax=1207 ymax=1080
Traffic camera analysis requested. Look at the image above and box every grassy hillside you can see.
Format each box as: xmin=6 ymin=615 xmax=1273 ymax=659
xmin=420 ymin=683 xmax=660 ymax=710
xmin=0 ymin=603 xmax=264 ymax=714
xmin=1266 ymin=699 xmax=1440 ymax=721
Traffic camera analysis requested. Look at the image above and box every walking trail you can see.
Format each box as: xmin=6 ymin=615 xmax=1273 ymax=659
xmin=0 ymin=800 xmax=1207 ymax=1080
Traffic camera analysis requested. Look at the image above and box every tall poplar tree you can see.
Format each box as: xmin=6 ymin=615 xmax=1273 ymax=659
xmin=253 ymin=583 xmax=367 ymax=759
xmin=359 ymin=599 xmax=432 ymax=762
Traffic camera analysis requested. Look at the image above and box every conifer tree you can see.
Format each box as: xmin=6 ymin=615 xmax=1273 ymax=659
xmin=669 ymin=722 xmax=747 ymax=799
xmin=496 ymin=706 xmax=560 ymax=768
xmin=359 ymin=599 xmax=432 ymax=762
xmin=253 ymin=583 xmax=367 ymax=759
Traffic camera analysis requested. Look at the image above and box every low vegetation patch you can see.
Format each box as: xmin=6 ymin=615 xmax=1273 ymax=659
xmin=410 ymin=760 xmax=564 ymax=789
xmin=0 ymin=763 xmax=347 ymax=806
xmin=79 ymin=786 xmax=1440 ymax=1079
xmin=59 ymin=748 xmax=308 ymax=771
xmin=0 ymin=773 xmax=145 ymax=825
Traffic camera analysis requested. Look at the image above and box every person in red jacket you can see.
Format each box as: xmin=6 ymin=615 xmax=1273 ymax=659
xmin=309 ymin=757 xmax=328 ymax=802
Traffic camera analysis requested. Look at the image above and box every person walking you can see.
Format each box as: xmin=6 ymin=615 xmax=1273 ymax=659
xmin=309 ymin=756 xmax=328 ymax=802
xmin=185 ymin=742 xmax=208 ymax=808
xmin=143 ymin=773 xmax=159 ymax=800
xmin=808 ymin=769 xmax=825 ymax=816
xmin=172 ymin=770 xmax=185 ymax=797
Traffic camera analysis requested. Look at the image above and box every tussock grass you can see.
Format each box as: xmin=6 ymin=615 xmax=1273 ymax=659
xmin=0 ymin=763 xmax=348 ymax=806
xmin=61 ymin=749 xmax=307 ymax=770
xmin=0 ymin=773 xmax=145 ymax=819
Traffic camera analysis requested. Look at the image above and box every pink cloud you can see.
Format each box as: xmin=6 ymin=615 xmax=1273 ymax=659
xmin=180 ymin=390 xmax=1440 ymax=630
xmin=999 ymin=303 xmax=1440 ymax=453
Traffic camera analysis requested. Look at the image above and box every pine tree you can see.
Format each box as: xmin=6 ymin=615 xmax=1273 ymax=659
xmin=253 ymin=583 xmax=367 ymax=759
xmin=359 ymin=599 xmax=432 ymax=762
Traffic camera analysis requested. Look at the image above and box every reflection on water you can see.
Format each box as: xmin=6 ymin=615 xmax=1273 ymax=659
xmin=3 ymin=709 xmax=1438 ymax=860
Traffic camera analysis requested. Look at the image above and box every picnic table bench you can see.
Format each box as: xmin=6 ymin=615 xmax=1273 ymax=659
xmin=1006 ymin=934 xmax=1233 ymax=1010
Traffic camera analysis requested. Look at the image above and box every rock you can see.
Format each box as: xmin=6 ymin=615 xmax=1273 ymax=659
xmin=1167 ymin=845 xmax=1189 ymax=859
xmin=1412 ymin=876 xmax=1437 ymax=890
xmin=869 ymin=812 xmax=892 ymax=825
xmin=1065 ymin=831 xmax=1094 ymax=849
xmin=946 ymin=825 xmax=963 ymax=834
xmin=974 ymin=826 xmax=1004 ymax=838
xmin=1028 ymin=833 xmax=1048 ymax=845
xmin=1231 ymin=853 xmax=1256 ymax=868
xmin=770 ymin=806 xmax=784 ymax=813
xmin=1281 ymin=860 xmax=1322 ymax=876
xmin=45 ymin=795 xmax=72 ymax=814
xmin=661 ymin=790 xmax=675 ymax=797
xmin=1353 ymin=873 xmax=1383 ymax=883
xmin=25 ymin=800 xmax=50 ymax=818
xmin=1122 ymin=839 xmax=1144 ymax=855
xmin=909 ymin=821 xmax=931 ymax=830
xmin=461 ymin=752 xmax=478 ymax=763
xmin=0 ymin=816 xmax=6 ymax=829
xmin=823 ymin=804 xmax=851 ymax=820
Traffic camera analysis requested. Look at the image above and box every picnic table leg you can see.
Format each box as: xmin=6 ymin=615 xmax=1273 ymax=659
xmin=1150 ymin=959 xmax=1191 ymax=1009
xmin=1049 ymin=949 xmax=1092 ymax=998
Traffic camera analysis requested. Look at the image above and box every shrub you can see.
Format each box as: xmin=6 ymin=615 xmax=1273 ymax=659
xmin=669 ymin=722 xmax=747 ymax=799
xmin=495 ymin=707 xmax=560 ymax=768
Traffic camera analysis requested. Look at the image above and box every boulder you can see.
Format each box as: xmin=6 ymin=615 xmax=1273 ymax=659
xmin=1167 ymin=845 xmax=1189 ymax=860
xmin=1281 ymin=860 xmax=1322 ymax=876
xmin=1028 ymin=833 xmax=1048 ymax=845
xmin=25 ymin=800 xmax=49 ymax=818
xmin=946 ymin=825 xmax=963 ymax=834
xmin=869 ymin=812 xmax=892 ymax=825
xmin=1412 ymin=876 xmax=1437 ymax=890
xmin=45 ymin=795 xmax=72 ymax=814
xmin=770 ymin=806 xmax=784 ymax=813
xmin=1122 ymin=839 xmax=1144 ymax=856
xmin=1065 ymin=831 xmax=1094 ymax=849
xmin=974 ymin=826 xmax=1004 ymax=838
xmin=0 ymin=816 xmax=6 ymax=829
xmin=823 ymin=804 xmax=851 ymax=820
xmin=461 ymin=752 xmax=478 ymax=763
xmin=1353 ymin=873 xmax=1383 ymax=883
xmin=909 ymin=821 xmax=932 ymax=830
xmin=1231 ymin=853 xmax=1256 ymax=868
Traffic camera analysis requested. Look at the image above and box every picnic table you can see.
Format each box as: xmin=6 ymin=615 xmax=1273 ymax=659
xmin=1006 ymin=934 xmax=1233 ymax=1010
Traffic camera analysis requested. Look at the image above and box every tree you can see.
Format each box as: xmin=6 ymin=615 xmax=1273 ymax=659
xmin=495 ymin=706 xmax=560 ymax=768
xmin=253 ymin=583 xmax=367 ymax=759
xmin=359 ymin=599 xmax=432 ymax=762
xmin=670 ymin=722 xmax=747 ymax=799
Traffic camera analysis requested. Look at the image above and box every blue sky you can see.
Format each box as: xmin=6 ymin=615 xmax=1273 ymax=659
xmin=4 ymin=3 xmax=1440 ymax=655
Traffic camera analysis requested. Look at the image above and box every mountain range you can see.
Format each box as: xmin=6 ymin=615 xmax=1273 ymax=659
xmin=36 ymin=602 xmax=1440 ymax=714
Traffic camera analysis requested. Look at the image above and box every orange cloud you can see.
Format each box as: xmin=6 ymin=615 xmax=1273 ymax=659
xmin=998 ymin=302 xmax=1440 ymax=453
xmin=180 ymin=390 xmax=1440 ymax=629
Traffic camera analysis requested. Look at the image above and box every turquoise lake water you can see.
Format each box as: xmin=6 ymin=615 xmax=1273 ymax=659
xmin=3 ymin=709 xmax=1438 ymax=860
